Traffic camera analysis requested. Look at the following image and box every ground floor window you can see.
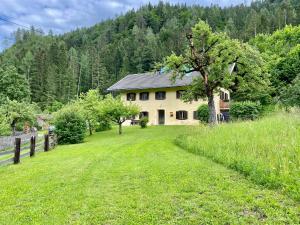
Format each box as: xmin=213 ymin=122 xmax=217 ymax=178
xmin=139 ymin=111 xmax=149 ymax=118
xmin=176 ymin=111 xmax=188 ymax=120
xmin=193 ymin=111 xmax=199 ymax=120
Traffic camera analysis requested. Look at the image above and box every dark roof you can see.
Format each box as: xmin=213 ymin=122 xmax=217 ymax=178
xmin=107 ymin=71 xmax=200 ymax=91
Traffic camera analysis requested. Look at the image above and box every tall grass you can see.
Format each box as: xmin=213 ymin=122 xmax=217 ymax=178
xmin=175 ymin=113 xmax=300 ymax=201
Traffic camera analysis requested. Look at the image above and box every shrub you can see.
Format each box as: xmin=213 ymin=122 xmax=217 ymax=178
xmin=95 ymin=119 xmax=111 ymax=132
xmin=139 ymin=117 xmax=149 ymax=128
xmin=54 ymin=108 xmax=86 ymax=144
xmin=230 ymin=101 xmax=262 ymax=120
xmin=196 ymin=104 xmax=209 ymax=123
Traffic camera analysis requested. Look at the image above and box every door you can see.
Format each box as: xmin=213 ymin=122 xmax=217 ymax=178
xmin=158 ymin=110 xmax=165 ymax=125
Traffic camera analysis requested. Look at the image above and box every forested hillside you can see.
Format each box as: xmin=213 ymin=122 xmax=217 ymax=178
xmin=1 ymin=0 xmax=300 ymax=109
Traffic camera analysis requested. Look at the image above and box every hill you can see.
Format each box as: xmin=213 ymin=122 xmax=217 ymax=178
xmin=1 ymin=0 xmax=300 ymax=108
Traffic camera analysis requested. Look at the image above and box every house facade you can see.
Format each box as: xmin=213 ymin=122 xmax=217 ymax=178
xmin=107 ymin=71 xmax=230 ymax=125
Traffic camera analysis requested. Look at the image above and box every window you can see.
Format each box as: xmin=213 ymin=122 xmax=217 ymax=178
xmin=176 ymin=111 xmax=188 ymax=120
xmin=127 ymin=93 xmax=136 ymax=101
xmin=139 ymin=92 xmax=149 ymax=101
xmin=220 ymin=91 xmax=229 ymax=102
xmin=193 ymin=111 xmax=199 ymax=120
xmin=139 ymin=111 xmax=149 ymax=118
xmin=176 ymin=90 xmax=186 ymax=99
xmin=155 ymin=91 xmax=166 ymax=100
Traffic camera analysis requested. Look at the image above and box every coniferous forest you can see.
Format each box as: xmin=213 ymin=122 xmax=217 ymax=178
xmin=1 ymin=0 xmax=300 ymax=109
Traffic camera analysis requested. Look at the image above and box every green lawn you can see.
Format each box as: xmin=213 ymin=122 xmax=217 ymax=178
xmin=0 ymin=126 xmax=299 ymax=224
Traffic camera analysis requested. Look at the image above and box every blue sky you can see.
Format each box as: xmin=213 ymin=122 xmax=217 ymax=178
xmin=0 ymin=0 xmax=250 ymax=51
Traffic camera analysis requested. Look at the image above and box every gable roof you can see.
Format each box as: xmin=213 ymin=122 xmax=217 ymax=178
xmin=107 ymin=71 xmax=200 ymax=91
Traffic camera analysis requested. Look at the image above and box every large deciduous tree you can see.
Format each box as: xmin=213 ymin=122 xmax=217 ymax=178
xmin=163 ymin=20 xmax=270 ymax=124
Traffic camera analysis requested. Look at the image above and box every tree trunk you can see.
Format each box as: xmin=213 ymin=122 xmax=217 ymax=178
xmin=208 ymin=94 xmax=218 ymax=125
xmin=118 ymin=123 xmax=122 ymax=135
xmin=11 ymin=121 xmax=16 ymax=136
xmin=88 ymin=121 xmax=92 ymax=136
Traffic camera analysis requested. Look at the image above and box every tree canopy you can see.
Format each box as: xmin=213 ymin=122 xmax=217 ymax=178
xmin=163 ymin=20 xmax=270 ymax=124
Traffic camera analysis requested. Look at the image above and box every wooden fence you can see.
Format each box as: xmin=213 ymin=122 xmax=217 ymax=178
xmin=0 ymin=134 xmax=53 ymax=166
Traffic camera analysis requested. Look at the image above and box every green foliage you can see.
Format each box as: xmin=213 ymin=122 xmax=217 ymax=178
xmin=0 ymin=114 xmax=10 ymax=136
xmin=139 ymin=117 xmax=149 ymax=128
xmin=230 ymin=101 xmax=262 ymax=121
xmin=163 ymin=20 xmax=270 ymax=124
xmin=54 ymin=106 xmax=86 ymax=144
xmin=45 ymin=101 xmax=64 ymax=113
xmin=175 ymin=113 xmax=300 ymax=201
xmin=75 ymin=90 xmax=103 ymax=135
xmin=101 ymin=95 xmax=139 ymax=134
xmin=196 ymin=105 xmax=209 ymax=123
xmin=251 ymin=26 xmax=300 ymax=103
xmin=95 ymin=119 xmax=112 ymax=132
xmin=279 ymin=75 xmax=300 ymax=107
xmin=0 ymin=65 xmax=30 ymax=105
xmin=0 ymin=99 xmax=36 ymax=135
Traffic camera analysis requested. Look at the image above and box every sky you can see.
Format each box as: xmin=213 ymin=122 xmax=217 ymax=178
xmin=0 ymin=0 xmax=250 ymax=51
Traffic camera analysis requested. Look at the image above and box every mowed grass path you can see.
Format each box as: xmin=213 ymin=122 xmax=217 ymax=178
xmin=0 ymin=126 xmax=299 ymax=224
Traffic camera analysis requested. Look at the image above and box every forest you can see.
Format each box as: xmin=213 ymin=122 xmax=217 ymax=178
xmin=0 ymin=0 xmax=300 ymax=110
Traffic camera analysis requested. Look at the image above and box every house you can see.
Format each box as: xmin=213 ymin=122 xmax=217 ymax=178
xmin=107 ymin=71 xmax=230 ymax=125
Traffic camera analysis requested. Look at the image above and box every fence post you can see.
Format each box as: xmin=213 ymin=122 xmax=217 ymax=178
xmin=30 ymin=136 xmax=35 ymax=157
xmin=44 ymin=134 xmax=49 ymax=152
xmin=14 ymin=138 xmax=21 ymax=164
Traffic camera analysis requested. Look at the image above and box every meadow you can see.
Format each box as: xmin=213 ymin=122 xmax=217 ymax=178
xmin=0 ymin=125 xmax=299 ymax=224
xmin=175 ymin=113 xmax=300 ymax=201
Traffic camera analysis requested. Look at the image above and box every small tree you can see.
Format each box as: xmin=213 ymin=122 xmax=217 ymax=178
xmin=0 ymin=99 xmax=36 ymax=135
xmin=54 ymin=105 xmax=86 ymax=144
xmin=162 ymin=20 xmax=270 ymax=125
xmin=76 ymin=90 xmax=103 ymax=135
xmin=197 ymin=105 xmax=209 ymax=123
xmin=102 ymin=95 xmax=139 ymax=135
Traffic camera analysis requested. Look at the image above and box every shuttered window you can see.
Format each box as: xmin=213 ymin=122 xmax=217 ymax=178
xmin=220 ymin=91 xmax=229 ymax=102
xmin=127 ymin=93 xmax=136 ymax=101
xmin=155 ymin=91 xmax=166 ymax=100
xmin=176 ymin=111 xmax=188 ymax=120
xmin=139 ymin=92 xmax=149 ymax=100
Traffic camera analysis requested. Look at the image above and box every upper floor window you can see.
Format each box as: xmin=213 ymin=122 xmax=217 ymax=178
xmin=155 ymin=91 xmax=166 ymax=100
xmin=139 ymin=111 xmax=149 ymax=118
xmin=176 ymin=90 xmax=186 ymax=99
xmin=176 ymin=111 xmax=188 ymax=120
xmin=139 ymin=92 xmax=149 ymax=101
xmin=220 ymin=91 xmax=229 ymax=102
xmin=127 ymin=93 xmax=136 ymax=101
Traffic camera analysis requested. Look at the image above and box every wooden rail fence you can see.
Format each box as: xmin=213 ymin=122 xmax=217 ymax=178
xmin=0 ymin=134 xmax=53 ymax=166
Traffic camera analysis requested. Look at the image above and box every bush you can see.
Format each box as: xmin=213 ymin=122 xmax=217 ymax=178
xmin=54 ymin=109 xmax=86 ymax=144
xmin=139 ymin=117 xmax=149 ymax=128
xmin=230 ymin=101 xmax=262 ymax=120
xmin=95 ymin=119 xmax=111 ymax=132
xmin=196 ymin=104 xmax=209 ymax=123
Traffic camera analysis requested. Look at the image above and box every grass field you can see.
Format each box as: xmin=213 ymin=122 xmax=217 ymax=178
xmin=176 ymin=113 xmax=300 ymax=201
xmin=0 ymin=125 xmax=299 ymax=224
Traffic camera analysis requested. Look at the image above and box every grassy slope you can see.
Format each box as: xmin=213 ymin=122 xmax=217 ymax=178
xmin=0 ymin=126 xmax=299 ymax=224
xmin=176 ymin=113 xmax=300 ymax=201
